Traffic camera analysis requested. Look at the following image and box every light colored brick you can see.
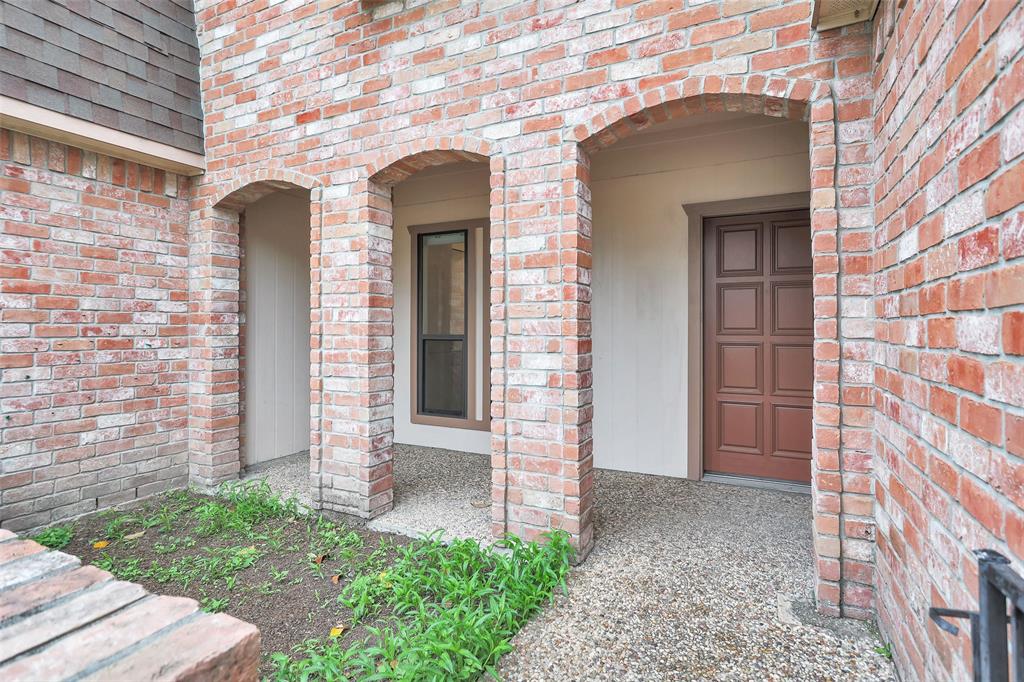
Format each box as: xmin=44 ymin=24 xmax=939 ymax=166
xmin=0 ymin=565 xmax=111 ymax=622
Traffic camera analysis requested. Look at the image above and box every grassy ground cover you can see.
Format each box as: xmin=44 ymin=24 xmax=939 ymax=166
xmin=33 ymin=481 xmax=572 ymax=680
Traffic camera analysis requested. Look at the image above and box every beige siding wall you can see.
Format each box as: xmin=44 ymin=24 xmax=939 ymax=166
xmin=243 ymin=192 xmax=311 ymax=465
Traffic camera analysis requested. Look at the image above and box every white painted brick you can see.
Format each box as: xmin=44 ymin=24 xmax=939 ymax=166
xmin=568 ymin=0 xmax=614 ymax=20
xmin=447 ymin=34 xmax=483 ymax=56
xmin=898 ymin=227 xmax=917 ymax=261
xmin=498 ymin=34 xmax=541 ymax=57
xmin=585 ymin=10 xmax=630 ymax=33
xmin=610 ymin=57 xmax=659 ymax=81
xmin=483 ymin=121 xmax=521 ymax=140
xmin=689 ymin=56 xmax=748 ymax=75
xmin=1001 ymin=104 xmax=1024 ymax=162
xmin=390 ymin=35 xmax=426 ymax=57
xmin=944 ymin=191 xmax=984 ymax=236
xmin=523 ymin=490 xmax=564 ymax=510
xmin=614 ymin=19 xmax=661 ymax=44
xmin=957 ymin=315 xmax=1000 ymax=355
xmin=411 ymin=75 xmax=445 ymax=94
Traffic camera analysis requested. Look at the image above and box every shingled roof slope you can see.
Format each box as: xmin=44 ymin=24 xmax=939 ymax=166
xmin=0 ymin=0 xmax=203 ymax=154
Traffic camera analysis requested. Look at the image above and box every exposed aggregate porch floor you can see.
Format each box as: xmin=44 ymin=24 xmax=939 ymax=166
xmin=364 ymin=444 xmax=493 ymax=543
xmin=241 ymin=445 xmax=492 ymax=542
xmin=247 ymin=446 xmax=894 ymax=681
xmin=241 ymin=451 xmax=312 ymax=507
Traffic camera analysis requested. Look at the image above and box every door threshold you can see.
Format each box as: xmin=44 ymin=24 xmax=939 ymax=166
xmin=701 ymin=472 xmax=811 ymax=495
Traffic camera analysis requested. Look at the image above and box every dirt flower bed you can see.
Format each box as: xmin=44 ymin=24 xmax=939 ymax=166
xmin=33 ymin=481 xmax=572 ymax=680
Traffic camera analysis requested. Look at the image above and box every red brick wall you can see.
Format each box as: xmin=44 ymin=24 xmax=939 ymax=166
xmin=190 ymin=0 xmax=875 ymax=617
xmin=0 ymin=130 xmax=191 ymax=532
xmin=871 ymin=1 xmax=1024 ymax=678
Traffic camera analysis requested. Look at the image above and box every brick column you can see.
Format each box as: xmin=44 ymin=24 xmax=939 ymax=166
xmin=808 ymin=70 xmax=877 ymax=620
xmin=187 ymin=206 xmax=242 ymax=489
xmin=316 ymin=182 xmax=394 ymax=518
xmin=832 ymin=52 xmax=878 ymax=620
xmin=488 ymin=154 xmax=510 ymax=537
xmin=496 ymin=141 xmax=595 ymax=558
xmin=559 ymin=143 xmax=596 ymax=558
xmin=307 ymin=189 xmax=324 ymax=508
xmin=808 ymin=94 xmax=846 ymax=614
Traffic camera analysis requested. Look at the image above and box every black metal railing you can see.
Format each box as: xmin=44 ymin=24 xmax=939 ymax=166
xmin=929 ymin=549 xmax=1024 ymax=682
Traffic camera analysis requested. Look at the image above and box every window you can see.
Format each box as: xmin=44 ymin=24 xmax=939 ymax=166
xmin=410 ymin=220 xmax=489 ymax=430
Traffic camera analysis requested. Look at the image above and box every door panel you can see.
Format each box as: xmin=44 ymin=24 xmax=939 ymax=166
xmin=719 ymin=343 xmax=762 ymax=394
xmin=703 ymin=210 xmax=812 ymax=483
xmin=718 ymin=284 xmax=762 ymax=334
xmin=718 ymin=224 xmax=761 ymax=274
xmin=773 ymin=344 xmax=813 ymax=395
xmin=771 ymin=222 xmax=814 ymax=272
xmin=771 ymin=404 xmax=813 ymax=458
xmin=717 ymin=402 xmax=762 ymax=453
xmin=771 ymin=283 xmax=813 ymax=334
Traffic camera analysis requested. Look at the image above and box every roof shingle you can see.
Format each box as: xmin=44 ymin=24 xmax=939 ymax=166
xmin=0 ymin=0 xmax=203 ymax=155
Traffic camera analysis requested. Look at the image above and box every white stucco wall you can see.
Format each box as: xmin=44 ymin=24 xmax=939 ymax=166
xmin=242 ymin=191 xmax=311 ymax=465
xmin=389 ymin=114 xmax=810 ymax=477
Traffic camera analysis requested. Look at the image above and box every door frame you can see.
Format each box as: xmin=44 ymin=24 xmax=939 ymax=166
xmin=681 ymin=192 xmax=811 ymax=483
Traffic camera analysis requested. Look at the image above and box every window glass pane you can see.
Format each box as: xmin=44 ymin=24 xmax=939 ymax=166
xmin=422 ymin=339 xmax=465 ymax=416
xmin=420 ymin=232 xmax=465 ymax=336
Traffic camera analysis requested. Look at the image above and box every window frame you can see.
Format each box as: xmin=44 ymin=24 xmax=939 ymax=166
xmin=408 ymin=219 xmax=490 ymax=432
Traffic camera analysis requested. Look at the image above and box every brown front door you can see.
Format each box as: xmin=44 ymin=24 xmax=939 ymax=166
xmin=703 ymin=210 xmax=813 ymax=483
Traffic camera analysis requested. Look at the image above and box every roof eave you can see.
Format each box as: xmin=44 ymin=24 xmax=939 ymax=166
xmin=1 ymin=96 xmax=206 ymax=177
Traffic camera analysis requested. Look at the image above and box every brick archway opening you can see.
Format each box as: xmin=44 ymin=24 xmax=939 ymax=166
xmin=559 ymin=75 xmax=866 ymax=617
xmin=315 ymin=139 xmax=507 ymax=543
xmin=189 ymin=170 xmax=322 ymax=507
xmin=367 ymin=147 xmax=491 ymax=186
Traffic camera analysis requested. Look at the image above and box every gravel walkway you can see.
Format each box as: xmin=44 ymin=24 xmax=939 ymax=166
xmin=499 ymin=470 xmax=894 ymax=681
xmin=244 ymin=447 xmax=894 ymax=680
xmin=242 ymin=445 xmax=492 ymax=543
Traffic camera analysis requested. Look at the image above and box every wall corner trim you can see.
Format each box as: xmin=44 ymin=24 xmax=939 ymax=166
xmin=0 ymin=96 xmax=206 ymax=176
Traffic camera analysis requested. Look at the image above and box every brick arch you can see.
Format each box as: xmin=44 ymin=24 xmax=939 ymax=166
xmin=572 ymin=75 xmax=829 ymax=153
xmin=567 ymin=73 xmax=856 ymax=617
xmin=211 ymin=167 xmax=322 ymax=212
xmin=314 ymin=133 xmax=504 ymax=529
xmin=364 ymin=135 xmax=495 ymax=186
xmin=190 ymin=164 xmax=324 ymax=508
